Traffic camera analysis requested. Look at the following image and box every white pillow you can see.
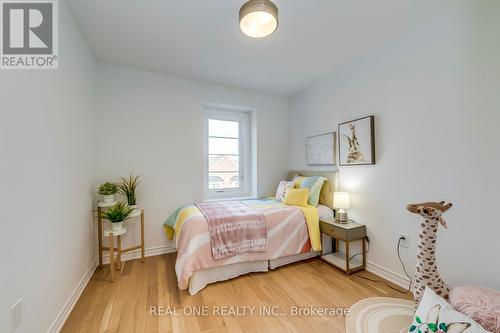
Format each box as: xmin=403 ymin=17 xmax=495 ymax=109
xmin=275 ymin=181 xmax=294 ymax=202
xmin=410 ymin=287 xmax=488 ymax=333
xmin=317 ymin=204 xmax=334 ymax=220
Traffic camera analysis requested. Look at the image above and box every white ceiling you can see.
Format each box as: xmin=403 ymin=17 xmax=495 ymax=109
xmin=64 ymin=0 xmax=455 ymax=95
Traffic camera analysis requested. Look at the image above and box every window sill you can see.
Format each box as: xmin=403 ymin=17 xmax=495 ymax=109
xmin=203 ymin=196 xmax=257 ymax=202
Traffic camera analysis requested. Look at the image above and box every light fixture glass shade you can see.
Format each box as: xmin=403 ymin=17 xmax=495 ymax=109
xmin=239 ymin=0 xmax=278 ymax=38
xmin=333 ymin=192 xmax=350 ymax=210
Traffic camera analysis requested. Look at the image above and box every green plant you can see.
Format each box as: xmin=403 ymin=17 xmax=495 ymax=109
xmin=98 ymin=182 xmax=118 ymax=195
xmin=101 ymin=202 xmax=134 ymax=223
xmin=118 ymin=172 xmax=141 ymax=205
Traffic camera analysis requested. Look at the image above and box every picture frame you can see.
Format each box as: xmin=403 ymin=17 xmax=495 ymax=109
xmin=338 ymin=115 xmax=375 ymax=166
xmin=306 ymin=132 xmax=336 ymax=166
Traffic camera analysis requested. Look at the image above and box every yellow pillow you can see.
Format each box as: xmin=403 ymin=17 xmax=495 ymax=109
xmin=293 ymin=175 xmax=307 ymax=187
xmin=283 ymin=188 xmax=309 ymax=207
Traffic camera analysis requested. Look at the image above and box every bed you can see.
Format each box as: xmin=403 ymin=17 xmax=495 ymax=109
xmin=164 ymin=171 xmax=339 ymax=295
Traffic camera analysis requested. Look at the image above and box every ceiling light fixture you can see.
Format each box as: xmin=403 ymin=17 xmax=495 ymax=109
xmin=239 ymin=0 xmax=278 ymax=39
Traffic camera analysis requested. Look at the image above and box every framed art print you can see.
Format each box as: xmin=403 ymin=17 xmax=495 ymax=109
xmin=338 ymin=116 xmax=375 ymax=166
xmin=306 ymin=132 xmax=336 ymax=166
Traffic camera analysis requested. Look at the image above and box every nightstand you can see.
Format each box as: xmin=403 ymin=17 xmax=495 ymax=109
xmin=320 ymin=218 xmax=367 ymax=275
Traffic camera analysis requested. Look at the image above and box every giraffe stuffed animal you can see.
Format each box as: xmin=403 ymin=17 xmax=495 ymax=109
xmin=407 ymin=201 xmax=452 ymax=305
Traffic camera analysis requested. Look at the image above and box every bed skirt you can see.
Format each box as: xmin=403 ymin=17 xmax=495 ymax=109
xmin=268 ymin=251 xmax=319 ymax=269
xmin=188 ymin=251 xmax=320 ymax=295
xmin=189 ymin=260 xmax=268 ymax=295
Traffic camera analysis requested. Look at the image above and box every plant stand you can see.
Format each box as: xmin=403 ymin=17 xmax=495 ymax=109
xmin=103 ymin=227 xmax=126 ymax=282
xmin=97 ymin=201 xmax=145 ymax=281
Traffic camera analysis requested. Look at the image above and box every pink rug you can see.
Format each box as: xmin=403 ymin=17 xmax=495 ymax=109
xmin=450 ymin=285 xmax=500 ymax=333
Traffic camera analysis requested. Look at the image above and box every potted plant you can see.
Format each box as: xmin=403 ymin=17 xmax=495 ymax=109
xmin=118 ymin=172 xmax=141 ymax=212
xmin=101 ymin=202 xmax=134 ymax=231
xmin=98 ymin=182 xmax=118 ymax=203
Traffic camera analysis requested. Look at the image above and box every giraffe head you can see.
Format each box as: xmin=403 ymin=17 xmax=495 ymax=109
xmin=407 ymin=201 xmax=453 ymax=228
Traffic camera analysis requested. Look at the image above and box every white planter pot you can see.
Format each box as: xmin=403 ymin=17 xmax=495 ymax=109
xmin=103 ymin=194 xmax=115 ymax=203
xmin=112 ymin=221 xmax=123 ymax=231
xmin=129 ymin=205 xmax=139 ymax=214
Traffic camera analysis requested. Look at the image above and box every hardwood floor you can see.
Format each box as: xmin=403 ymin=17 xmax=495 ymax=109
xmin=62 ymin=253 xmax=412 ymax=333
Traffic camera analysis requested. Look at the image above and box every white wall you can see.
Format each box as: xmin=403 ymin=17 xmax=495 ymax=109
xmin=0 ymin=3 xmax=97 ymax=332
xmin=96 ymin=64 xmax=289 ymax=252
xmin=289 ymin=0 xmax=500 ymax=289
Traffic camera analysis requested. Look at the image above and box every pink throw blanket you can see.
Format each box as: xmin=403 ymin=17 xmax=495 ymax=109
xmin=195 ymin=201 xmax=267 ymax=260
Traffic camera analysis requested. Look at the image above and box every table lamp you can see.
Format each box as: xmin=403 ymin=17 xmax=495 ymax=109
xmin=333 ymin=192 xmax=350 ymax=223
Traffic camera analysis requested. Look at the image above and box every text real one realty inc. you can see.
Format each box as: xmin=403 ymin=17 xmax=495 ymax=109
xmin=149 ymin=306 xmax=350 ymax=317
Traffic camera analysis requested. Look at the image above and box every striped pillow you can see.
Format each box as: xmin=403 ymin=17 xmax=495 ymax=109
xmin=293 ymin=175 xmax=326 ymax=206
xmin=275 ymin=180 xmax=294 ymax=202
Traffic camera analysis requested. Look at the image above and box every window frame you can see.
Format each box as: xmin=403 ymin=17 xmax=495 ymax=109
xmin=204 ymin=107 xmax=251 ymax=199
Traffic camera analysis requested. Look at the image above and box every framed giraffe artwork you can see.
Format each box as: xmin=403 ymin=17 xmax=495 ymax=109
xmin=338 ymin=115 xmax=375 ymax=166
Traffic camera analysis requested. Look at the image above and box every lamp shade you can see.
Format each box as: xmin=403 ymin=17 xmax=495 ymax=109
xmin=239 ymin=0 xmax=278 ymax=38
xmin=333 ymin=192 xmax=350 ymax=210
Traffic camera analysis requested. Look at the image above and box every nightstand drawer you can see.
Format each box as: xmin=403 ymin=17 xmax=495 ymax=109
xmin=320 ymin=221 xmax=345 ymax=239
xmin=320 ymin=221 xmax=366 ymax=241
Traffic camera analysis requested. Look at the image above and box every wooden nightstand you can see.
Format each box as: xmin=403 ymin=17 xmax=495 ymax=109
xmin=320 ymin=218 xmax=367 ymax=275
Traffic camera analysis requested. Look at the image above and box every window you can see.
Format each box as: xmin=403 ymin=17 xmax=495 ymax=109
xmin=230 ymin=175 xmax=239 ymax=187
xmin=208 ymin=176 xmax=224 ymax=189
xmin=205 ymin=108 xmax=251 ymax=198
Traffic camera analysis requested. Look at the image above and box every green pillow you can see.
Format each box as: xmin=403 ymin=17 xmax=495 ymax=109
xmin=297 ymin=176 xmax=326 ymax=206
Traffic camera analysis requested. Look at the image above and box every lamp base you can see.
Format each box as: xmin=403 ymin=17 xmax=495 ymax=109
xmin=336 ymin=210 xmax=348 ymax=223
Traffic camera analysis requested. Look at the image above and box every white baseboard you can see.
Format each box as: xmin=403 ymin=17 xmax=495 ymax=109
xmin=47 ymin=260 xmax=97 ymax=333
xmin=366 ymin=260 xmax=412 ymax=290
xmin=101 ymin=244 xmax=176 ymax=264
xmin=48 ymin=244 xmax=176 ymax=333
